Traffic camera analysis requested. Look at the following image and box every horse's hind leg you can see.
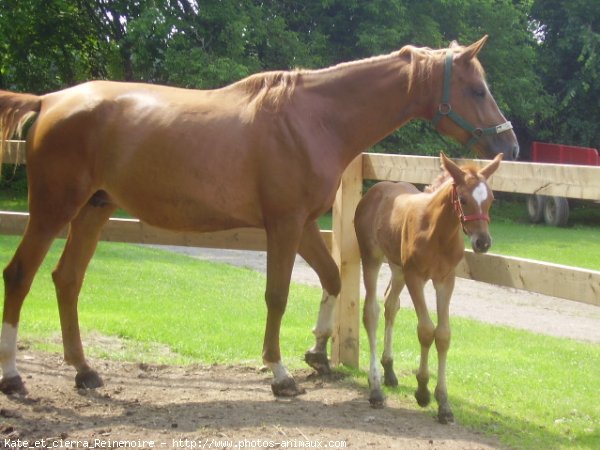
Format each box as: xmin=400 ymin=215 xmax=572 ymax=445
xmin=0 ymin=185 xmax=88 ymax=395
xmin=299 ymin=221 xmax=341 ymax=375
xmin=0 ymin=220 xmax=62 ymax=394
xmin=52 ymin=199 xmax=116 ymax=389
xmin=361 ymin=255 xmax=383 ymax=408
xmin=381 ymin=263 xmax=405 ymax=388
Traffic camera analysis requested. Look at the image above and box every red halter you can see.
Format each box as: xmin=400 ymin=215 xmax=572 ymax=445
xmin=452 ymin=184 xmax=490 ymax=233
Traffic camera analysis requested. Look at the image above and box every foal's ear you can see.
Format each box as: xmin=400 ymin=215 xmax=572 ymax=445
xmin=440 ymin=152 xmax=465 ymax=184
xmin=457 ymin=35 xmax=489 ymax=62
xmin=479 ymin=153 xmax=503 ymax=180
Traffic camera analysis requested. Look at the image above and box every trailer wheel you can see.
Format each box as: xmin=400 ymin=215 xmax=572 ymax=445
xmin=526 ymin=195 xmax=546 ymax=223
xmin=543 ymin=196 xmax=570 ymax=227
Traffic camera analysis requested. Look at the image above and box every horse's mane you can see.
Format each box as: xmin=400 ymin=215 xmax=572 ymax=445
xmin=425 ymin=163 xmax=481 ymax=193
xmin=234 ymin=41 xmax=484 ymax=114
xmin=235 ymin=70 xmax=300 ymax=112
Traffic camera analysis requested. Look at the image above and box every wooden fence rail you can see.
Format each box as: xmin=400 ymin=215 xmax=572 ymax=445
xmin=1 ymin=141 xmax=599 ymax=367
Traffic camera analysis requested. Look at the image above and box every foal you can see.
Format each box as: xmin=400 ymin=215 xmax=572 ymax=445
xmin=355 ymin=153 xmax=502 ymax=423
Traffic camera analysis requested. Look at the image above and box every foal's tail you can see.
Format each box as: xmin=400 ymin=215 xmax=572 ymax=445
xmin=0 ymin=90 xmax=42 ymax=165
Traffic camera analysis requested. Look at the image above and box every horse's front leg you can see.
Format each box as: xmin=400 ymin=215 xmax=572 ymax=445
xmin=263 ymin=220 xmax=305 ymax=396
xmin=406 ymin=275 xmax=435 ymax=409
xmin=299 ymin=221 xmax=341 ymax=375
xmin=432 ymin=274 xmax=455 ymax=424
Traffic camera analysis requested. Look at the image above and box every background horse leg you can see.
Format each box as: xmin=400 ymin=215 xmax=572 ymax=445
xmin=381 ymin=263 xmax=405 ymax=388
xmin=406 ymin=275 xmax=435 ymax=409
xmin=263 ymin=220 xmax=304 ymax=396
xmin=361 ymin=256 xmax=383 ymax=407
xmin=432 ymin=274 xmax=455 ymax=424
xmin=300 ymin=221 xmax=341 ymax=375
xmin=52 ymin=201 xmax=117 ymax=389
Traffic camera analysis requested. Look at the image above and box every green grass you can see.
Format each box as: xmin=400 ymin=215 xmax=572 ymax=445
xmin=1 ymin=235 xmax=598 ymax=449
xmin=486 ymin=197 xmax=600 ymax=270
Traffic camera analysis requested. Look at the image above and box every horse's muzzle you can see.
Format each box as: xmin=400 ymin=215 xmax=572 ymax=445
xmin=471 ymin=233 xmax=492 ymax=253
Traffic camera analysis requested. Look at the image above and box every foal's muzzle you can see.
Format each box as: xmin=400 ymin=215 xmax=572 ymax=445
xmin=471 ymin=233 xmax=492 ymax=253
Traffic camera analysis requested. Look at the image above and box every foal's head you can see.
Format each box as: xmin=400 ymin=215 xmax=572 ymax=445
xmin=431 ymin=36 xmax=519 ymax=161
xmin=441 ymin=153 xmax=502 ymax=253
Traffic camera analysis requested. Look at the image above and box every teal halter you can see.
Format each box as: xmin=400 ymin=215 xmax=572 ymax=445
xmin=432 ymin=51 xmax=513 ymax=150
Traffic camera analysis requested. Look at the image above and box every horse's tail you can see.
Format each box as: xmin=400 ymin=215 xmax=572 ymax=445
xmin=0 ymin=90 xmax=42 ymax=165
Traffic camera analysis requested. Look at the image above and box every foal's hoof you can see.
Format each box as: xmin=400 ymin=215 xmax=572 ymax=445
xmin=415 ymin=386 xmax=431 ymax=407
xmin=304 ymin=351 xmax=331 ymax=375
xmin=0 ymin=375 xmax=28 ymax=396
xmin=271 ymin=377 xmax=306 ymax=397
xmin=75 ymin=368 xmax=104 ymax=389
xmin=381 ymin=361 xmax=398 ymax=387
xmin=438 ymin=406 xmax=455 ymax=425
xmin=368 ymin=389 xmax=385 ymax=409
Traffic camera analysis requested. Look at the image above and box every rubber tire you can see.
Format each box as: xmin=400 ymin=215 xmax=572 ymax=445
xmin=543 ymin=196 xmax=570 ymax=227
xmin=526 ymin=195 xmax=546 ymax=223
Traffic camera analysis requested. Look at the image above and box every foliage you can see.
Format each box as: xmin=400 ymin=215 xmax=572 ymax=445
xmin=0 ymin=1 xmax=597 ymax=153
xmin=531 ymin=0 xmax=600 ymax=147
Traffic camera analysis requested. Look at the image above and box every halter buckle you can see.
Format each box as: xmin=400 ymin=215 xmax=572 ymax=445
xmin=438 ymin=103 xmax=451 ymax=115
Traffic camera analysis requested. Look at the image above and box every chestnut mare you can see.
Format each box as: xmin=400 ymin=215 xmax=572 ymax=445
xmin=355 ymin=153 xmax=502 ymax=423
xmin=0 ymin=36 xmax=517 ymax=397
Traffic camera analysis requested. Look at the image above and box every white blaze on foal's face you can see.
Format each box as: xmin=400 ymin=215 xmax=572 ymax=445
xmin=471 ymin=182 xmax=489 ymax=211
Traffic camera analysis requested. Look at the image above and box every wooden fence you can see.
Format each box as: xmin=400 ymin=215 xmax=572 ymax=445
xmin=2 ymin=140 xmax=600 ymax=367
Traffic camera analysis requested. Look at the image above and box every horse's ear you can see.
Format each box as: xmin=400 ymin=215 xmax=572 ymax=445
xmin=457 ymin=35 xmax=488 ymax=62
xmin=479 ymin=153 xmax=503 ymax=180
xmin=440 ymin=152 xmax=465 ymax=185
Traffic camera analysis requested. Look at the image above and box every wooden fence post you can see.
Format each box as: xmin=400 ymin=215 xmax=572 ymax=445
xmin=331 ymin=155 xmax=363 ymax=368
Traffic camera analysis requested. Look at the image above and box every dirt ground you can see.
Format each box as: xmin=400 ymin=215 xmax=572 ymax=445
xmin=1 ymin=346 xmax=500 ymax=450
xmin=2 ymin=246 xmax=598 ymax=449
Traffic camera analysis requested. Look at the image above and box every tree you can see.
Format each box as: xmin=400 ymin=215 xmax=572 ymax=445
xmin=531 ymin=0 xmax=600 ymax=147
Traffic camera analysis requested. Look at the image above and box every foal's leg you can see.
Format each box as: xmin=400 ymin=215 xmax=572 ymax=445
xmin=381 ymin=263 xmax=405 ymax=388
xmin=52 ymin=201 xmax=117 ymax=389
xmin=300 ymin=221 xmax=341 ymax=375
xmin=432 ymin=274 xmax=455 ymax=424
xmin=362 ymin=256 xmax=386 ymax=407
xmin=405 ymin=275 xmax=435 ymax=409
xmin=263 ymin=220 xmax=305 ymax=396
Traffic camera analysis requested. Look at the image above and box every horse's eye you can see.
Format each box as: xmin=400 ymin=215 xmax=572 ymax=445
xmin=459 ymin=196 xmax=467 ymax=205
xmin=472 ymin=87 xmax=486 ymax=98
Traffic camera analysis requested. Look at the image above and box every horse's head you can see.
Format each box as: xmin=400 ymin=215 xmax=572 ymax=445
xmin=432 ymin=36 xmax=519 ymax=161
xmin=441 ymin=152 xmax=502 ymax=253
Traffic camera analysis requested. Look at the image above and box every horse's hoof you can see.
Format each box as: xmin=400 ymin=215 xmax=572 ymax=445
xmin=271 ymin=377 xmax=306 ymax=397
xmin=304 ymin=351 xmax=331 ymax=375
xmin=369 ymin=390 xmax=385 ymax=409
xmin=75 ymin=368 xmax=104 ymax=389
xmin=438 ymin=406 xmax=455 ymax=424
xmin=415 ymin=386 xmax=431 ymax=407
xmin=0 ymin=375 xmax=28 ymax=395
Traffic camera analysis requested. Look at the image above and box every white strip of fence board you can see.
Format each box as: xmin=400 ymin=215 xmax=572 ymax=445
xmin=456 ymin=250 xmax=600 ymax=307
xmin=0 ymin=211 xmax=332 ymax=252
xmin=362 ymin=153 xmax=600 ymax=200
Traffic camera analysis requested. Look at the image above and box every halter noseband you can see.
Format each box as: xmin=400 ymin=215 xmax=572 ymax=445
xmin=432 ymin=51 xmax=513 ymax=150
xmin=452 ymin=183 xmax=490 ymax=234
